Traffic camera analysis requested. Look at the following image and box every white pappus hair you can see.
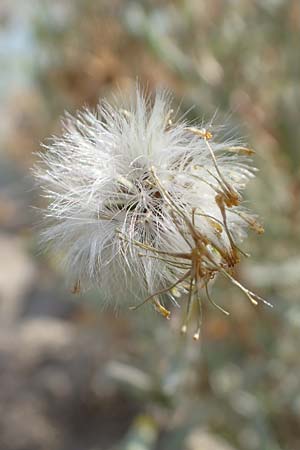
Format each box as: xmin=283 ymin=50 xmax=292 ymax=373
xmin=34 ymin=87 xmax=271 ymax=338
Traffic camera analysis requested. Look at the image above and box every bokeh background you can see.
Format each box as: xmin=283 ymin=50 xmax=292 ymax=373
xmin=0 ymin=1 xmax=300 ymax=449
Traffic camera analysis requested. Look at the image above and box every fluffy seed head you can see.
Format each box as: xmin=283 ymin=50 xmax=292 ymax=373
xmin=34 ymin=88 xmax=268 ymax=330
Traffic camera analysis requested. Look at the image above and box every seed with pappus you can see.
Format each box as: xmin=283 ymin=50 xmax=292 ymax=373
xmin=34 ymin=88 xmax=271 ymax=338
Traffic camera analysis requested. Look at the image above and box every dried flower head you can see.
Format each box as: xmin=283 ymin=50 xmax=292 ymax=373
xmin=34 ymin=88 xmax=271 ymax=338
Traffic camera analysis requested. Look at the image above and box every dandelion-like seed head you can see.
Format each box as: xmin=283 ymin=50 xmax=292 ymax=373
xmin=34 ymin=87 xmax=270 ymax=338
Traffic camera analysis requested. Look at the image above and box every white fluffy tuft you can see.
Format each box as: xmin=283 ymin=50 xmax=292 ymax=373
xmin=34 ymin=88 xmax=261 ymax=311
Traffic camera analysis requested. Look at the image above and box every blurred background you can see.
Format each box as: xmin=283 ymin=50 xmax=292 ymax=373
xmin=0 ymin=1 xmax=300 ymax=449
